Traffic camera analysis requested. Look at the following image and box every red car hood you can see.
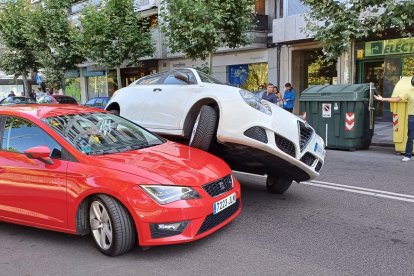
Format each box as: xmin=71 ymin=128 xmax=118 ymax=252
xmin=90 ymin=141 xmax=231 ymax=186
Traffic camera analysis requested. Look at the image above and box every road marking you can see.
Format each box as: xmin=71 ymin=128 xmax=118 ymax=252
xmin=301 ymin=180 xmax=414 ymax=203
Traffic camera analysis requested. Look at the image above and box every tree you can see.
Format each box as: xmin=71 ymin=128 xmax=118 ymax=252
xmin=30 ymin=0 xmax=84 ymax=91
xmin=0 ymin=0 xmax=38 ymax=95
xmin=160 ymin=0 xmax=256 ymax=73
xmin=302 ymin=0 xmax=414 ymax=60
xmin=78 ymin=0 xmax=154 ymax=89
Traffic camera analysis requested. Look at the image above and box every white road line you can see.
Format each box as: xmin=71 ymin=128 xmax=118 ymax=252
xmin=310 ymin=180 xmax=414 ymax=199
xmin=301 ymin=181 xmax=414 ymax=203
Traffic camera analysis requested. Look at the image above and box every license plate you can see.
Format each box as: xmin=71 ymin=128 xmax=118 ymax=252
xmin=213 ymin=193 xmax=236 ymax=215
xmin=314 ymin=142 xmax=326 ymax=157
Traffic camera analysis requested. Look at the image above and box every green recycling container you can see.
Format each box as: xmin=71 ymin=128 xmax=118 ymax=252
xmin=299 ymin=83 xmax=376 ymax=150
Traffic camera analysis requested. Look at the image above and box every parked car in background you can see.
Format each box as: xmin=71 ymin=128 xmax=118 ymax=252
xmin=106 ymin=68 xmax=326 ymax=194
xmin=0 ymin=96 xmax=36 ymax=105
xmin=85 ymin=96 xmax=110 ymax=109
xmin=0 ymin=105 xmax=241 ymax=256
xmin=37 ymin=95 xmax=58 ymax=104
xmin=51 ymin=95 xmax=78 ymax=105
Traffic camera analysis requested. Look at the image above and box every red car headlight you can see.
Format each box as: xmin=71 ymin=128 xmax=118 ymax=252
xmin=141 ymin=185 xmax=200 ymax=205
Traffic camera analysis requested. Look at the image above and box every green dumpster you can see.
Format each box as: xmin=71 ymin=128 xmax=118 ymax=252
xmin=299 ymin=83 xmax=376 ymax=150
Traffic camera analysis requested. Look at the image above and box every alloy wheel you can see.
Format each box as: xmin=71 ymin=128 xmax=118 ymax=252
xmin=90 ymin=201 xmax=113 ymax=250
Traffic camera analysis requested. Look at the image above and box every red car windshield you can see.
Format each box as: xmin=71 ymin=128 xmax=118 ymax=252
xmin=43 ymin=112 xmax=165 ymax=155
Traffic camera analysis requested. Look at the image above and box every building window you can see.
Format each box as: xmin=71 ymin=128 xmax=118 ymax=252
xmin=287 ymin=0 xmax=308 ymax=16
xmin=255 ymin=0 xmax=265 ymax=15
xmin=276 ymin=0 xmax=284 ymax=18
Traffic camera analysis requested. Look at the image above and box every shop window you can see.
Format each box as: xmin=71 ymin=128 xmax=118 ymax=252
xmin=228 ymin=63 xmax=268 ymax=92
xmin=87 ymin=76 xmax=107 ymax=100
xmin=65 ymin=78 xmax=81 ymax=103
xmin=402 ymin=56 xmax=414 ymax=77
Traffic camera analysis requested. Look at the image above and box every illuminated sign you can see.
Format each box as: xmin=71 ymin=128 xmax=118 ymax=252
xmin=365 ymin=38 xmax=414 ymax=57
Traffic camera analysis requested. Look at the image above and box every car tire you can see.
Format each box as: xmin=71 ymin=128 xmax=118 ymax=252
xmin=89 ymin=195 xmax=136 ymax=256
xmin=189 ymin=105 xmax=218 ymax=151
xmin=266 ymin=175 xmax=293 ymax=194
xmin=110 ymin=109 xmax=120 ymax=116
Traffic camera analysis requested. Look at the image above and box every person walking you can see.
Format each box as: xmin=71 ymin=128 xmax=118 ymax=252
xmin=282 ymin=82 xmax=296 ymax=113
xmin=36 ymin=87 xmax=44 ymax=100
xmin=375 ymin=89 xmax=414 ymax=162
xmin=7 ymin=91 xmax=15 ymax=97
xmin=261 ymin=83 xmax=278 ymax=104
xmin=29 ymin=89 xmax=37 ymax=101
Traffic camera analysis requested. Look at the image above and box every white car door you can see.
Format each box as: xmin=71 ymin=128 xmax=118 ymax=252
xmin=120 ymin=73 xmax=164 ymax=126
xmin=140 ymin=70 xmax=196 ymax=131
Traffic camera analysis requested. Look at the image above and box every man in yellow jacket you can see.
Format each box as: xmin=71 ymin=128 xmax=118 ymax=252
xmin=375 ymin=78 xmax=414 ymax=162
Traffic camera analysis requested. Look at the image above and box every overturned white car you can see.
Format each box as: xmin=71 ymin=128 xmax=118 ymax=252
xmin=106 ymin=68 xmax=325 ymax=194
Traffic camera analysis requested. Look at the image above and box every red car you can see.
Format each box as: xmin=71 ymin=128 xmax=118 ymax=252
xmin=0 ymin=105 xmax=241 ymax=256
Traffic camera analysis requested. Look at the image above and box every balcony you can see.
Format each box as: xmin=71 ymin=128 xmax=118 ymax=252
xmin=272 ymin=14 xmax=309 ymax=43
xmin=70 ymin=0 xmax=100 ymax=14
xmin=133 ymin=0 xmax=158 ymax=12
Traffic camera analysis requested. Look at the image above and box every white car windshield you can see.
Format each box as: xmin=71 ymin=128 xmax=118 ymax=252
xmin=43 ymin=112 xmax=165 ymax=155
xmin=197 ymin=71 xmax=223 ymax=84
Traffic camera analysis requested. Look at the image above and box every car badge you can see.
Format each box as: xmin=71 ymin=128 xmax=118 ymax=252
xmin=219 ymin=181 xmax=225 ymax=190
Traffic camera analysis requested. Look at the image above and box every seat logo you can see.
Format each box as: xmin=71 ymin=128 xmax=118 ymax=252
xmin=218 ymin=181 xmax=225 ymax=190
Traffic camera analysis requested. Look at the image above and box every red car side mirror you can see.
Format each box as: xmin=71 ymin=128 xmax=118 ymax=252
xmin=24 ymin=146 xmax=54 ymax=165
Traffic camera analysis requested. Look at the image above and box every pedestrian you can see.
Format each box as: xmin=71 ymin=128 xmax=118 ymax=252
xmin=256 ymin=84 xmax=265 ymax=98
xmin=7 ymin=90 xmax=15 ymax=97
xmin=29 ymin=89 xmax=37 ymax=101
xmin=261 ymin=83 xmax=278 ymax=104
xmin=37 ymin=87 xmax=44 ymax=99
xmin=375 ymin=85 xmax=414 ymax=162
xmin=46 ymin=88 xmax=51 ymax=95
xmin=273 ymin=86 xmax=283 ymax=106
xmin=282 ymin=82 xmax=296 ymax=113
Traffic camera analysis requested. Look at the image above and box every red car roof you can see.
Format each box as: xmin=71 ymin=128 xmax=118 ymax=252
xmin=0 ymin=104 xmax=104 ymax=119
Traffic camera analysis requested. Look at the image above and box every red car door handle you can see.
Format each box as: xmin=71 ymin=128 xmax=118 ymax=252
xmin=153 ymin=88 xmax=162 ymax=92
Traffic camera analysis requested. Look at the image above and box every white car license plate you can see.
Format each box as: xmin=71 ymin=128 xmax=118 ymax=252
xmin=213 ymin=193 xmax=236 ymax=215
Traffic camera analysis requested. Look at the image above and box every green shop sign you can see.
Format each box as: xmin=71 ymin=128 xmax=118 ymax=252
xmin=365 ymin=38 xmax=414 ymax=57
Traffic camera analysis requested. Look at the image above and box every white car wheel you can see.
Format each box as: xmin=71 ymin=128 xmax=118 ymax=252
xmin=266 ymin=175 xmax=293 ymax=194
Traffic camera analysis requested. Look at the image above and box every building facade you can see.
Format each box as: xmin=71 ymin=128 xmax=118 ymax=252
xmin=65 ymin=0 xmax=277 ymax=103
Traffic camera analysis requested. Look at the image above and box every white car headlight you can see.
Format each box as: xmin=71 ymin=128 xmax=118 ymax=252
xmin=239 ymin=90 xmax=272 ymax=115
xmin=141 ymin=185 xmax=200 ymax=205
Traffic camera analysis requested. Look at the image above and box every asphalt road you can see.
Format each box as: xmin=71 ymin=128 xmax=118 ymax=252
xmin=1 ymin=146 xmax=414 ymax=276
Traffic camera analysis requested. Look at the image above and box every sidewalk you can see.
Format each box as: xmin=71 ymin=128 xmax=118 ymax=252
xmin=371 ymin=121 xmax=393 ymax=147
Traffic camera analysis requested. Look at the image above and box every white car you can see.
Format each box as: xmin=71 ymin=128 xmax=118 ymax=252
xmin=106 ymin=68 xmax=325 ymax=194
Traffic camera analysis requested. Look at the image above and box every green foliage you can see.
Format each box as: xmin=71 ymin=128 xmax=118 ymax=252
xmin=0 ymin=0 xmax=38 ymax=81
xmin=302 ymin=0 xmax=414 ymax=60
xmin=307 ymin=56 xmax=334 ymax=85
xmin=29 ymin=0 xmax=84 ymax=89
xmin=78 ymin=0 xmax=154 ymax=70
xmin=160 ymin=0 xmax=256 ymax=61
